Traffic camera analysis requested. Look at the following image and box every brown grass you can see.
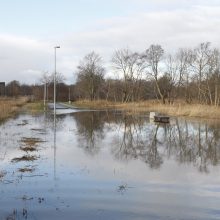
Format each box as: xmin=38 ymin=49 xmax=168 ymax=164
xmin=0 ymin=97 xmax=29 ymax=121
xmin=21 ymin=137 xmax=45 ymax=145
xmin=18 ymin=167 xmax=35 ymax=173
xmin=20 ymin=146 xmax=37 ymax=152
xmin=73 ymin=99 xmax=220 ymax=119
xmin=19 ymin=137 xmax=44 ymax=153
xmin=11 ymin=155 xmax=37 ymax=163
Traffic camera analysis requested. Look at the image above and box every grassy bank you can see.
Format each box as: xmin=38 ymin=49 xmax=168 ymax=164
xmin=0 ymin=97 xmax=29 ymax=121
xmin=24 ymin=101 xmax=44 ymax=113
xmin=73 ymin=99 xmax=220 ymax=119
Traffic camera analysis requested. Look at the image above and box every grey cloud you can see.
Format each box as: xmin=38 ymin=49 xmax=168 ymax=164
xmin=63 ymin=5 xmax=220 ymax=57
xmin=1 ymin=4 xmax=220 ymax=84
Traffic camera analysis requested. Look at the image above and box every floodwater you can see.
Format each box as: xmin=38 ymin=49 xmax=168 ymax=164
xmin=0 ymin=110 xmax=220 ymax=220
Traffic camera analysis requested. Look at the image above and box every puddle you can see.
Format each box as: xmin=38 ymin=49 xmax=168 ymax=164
xmin=17 ymin=120 xmax=29 ymax=126
xmin=31 ymin=128 xmax=46 ymax=132
xmin=0 ymin=111 xmax=220 ymax=219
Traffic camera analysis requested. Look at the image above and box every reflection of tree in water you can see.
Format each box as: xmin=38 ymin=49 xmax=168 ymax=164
xmin=74 ymin=111 xmax=107 ymax=155
xmin=166 ymin=119 xmax=220 ymax=173
xmin=145 ymin=124 xmax=163 ymax=169
xmin=112 ymin=115 xmax=143 ymax=160
xmin=35 ymin=112 xmax=65 ymax=131
xmin=112 ymin=115 xmax=163 ymax=169
xmin=73 ymin=110 xmax=220 ymax=172
xmin=112 ymin=116 xmax=220 ymax=172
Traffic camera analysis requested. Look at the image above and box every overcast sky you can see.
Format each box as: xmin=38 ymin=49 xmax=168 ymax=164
xmin=0 ymin=0 xmax=220 ymax=84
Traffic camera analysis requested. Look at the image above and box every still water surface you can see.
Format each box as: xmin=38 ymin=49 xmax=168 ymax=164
xmin=0 ymin=110 xmax=220 ymax=219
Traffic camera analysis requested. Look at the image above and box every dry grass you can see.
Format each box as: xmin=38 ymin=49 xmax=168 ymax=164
xmin=20 ymin=146 xmax=37 ymax=152
xmin=18 ymin=167 xmax=35 ymax=173
xmin=19 ymin=137 xmax=44 ymax=153
xmin=21 ymin=137 xmax=45 ymax=145
xmin=74 ymin=99 xmax=220 ymax=119
xmin=0 ymin=97 xmax=29 ymax=121
xmin=11 ymin=155 xmax=37 ymax=163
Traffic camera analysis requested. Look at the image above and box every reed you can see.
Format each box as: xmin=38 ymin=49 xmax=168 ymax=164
xmin=0 ymin=97 xmax=28 ymax=120
xmin=74 ymin=99 xmax=220 ymax=119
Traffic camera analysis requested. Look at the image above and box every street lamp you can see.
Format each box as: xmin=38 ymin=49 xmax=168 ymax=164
xmin=54 ymin=46 xmax=60 ymax=115
xmin=68 ymin=86 xmax=71 ymax=104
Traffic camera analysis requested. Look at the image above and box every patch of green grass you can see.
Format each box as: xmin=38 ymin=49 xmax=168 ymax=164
xmin=24 ymin=102 xmax=45 ymax=113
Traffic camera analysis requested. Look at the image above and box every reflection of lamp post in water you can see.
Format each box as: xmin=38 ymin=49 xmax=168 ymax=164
xmin=53 ymin=46 xmax=60 ymax=181
xmin=53 ymin=115 xmax=57 ymax=180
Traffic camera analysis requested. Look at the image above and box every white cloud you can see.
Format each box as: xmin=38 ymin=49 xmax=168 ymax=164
xmin=60 ymin=5 xmax=220 ymax=77
xmin=0 ymin=34 xmax=53 ymax=84
xmin=64 ymin=5 xmax=220 ymax=52
xmin=1 ymin=4 xmax=220 ymax=84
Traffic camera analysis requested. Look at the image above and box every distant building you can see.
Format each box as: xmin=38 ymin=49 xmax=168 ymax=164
xmin=0 ymin=82 xmax=5 ymax=96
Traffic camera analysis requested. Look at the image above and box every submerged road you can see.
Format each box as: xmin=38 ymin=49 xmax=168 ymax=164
xmin=47 ymin=102 xmax=96 ymax=114
xmin=47 ymin=102 xmax=78 ymax=110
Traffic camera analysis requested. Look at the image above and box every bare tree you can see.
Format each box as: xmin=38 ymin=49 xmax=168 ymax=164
xmin=112 ymin=48 xmax=146 ymax=102
xmin=190 ymin=42 xmax=212 ymax=103
xmin=201 ymin=48 xmax=220 ymax=105
xmin=143 ymin=44 xmax=165 ymax=103
xmin=210 ymin=49 xmax=220 ymax=106
xmin=112 ymin=49 xmax=132 ymax=102
xmin=39 ymin=71 xmax=50 ymax=102
xmin=175 ymin=48 xmax=192 ymax=103
xmin=6 ymin=80 xmax=21 ymax=97
xmin=52 ymin=72 xmax=66 ymax=84
xmin=165 ymin=48 xmax=192 ymax=102
xmin=76 ymin=52 xmax=105 ymax=100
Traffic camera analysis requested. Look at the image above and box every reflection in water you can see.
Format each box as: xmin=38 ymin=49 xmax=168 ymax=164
xmin=1 ymin=111 xmax=220 ymax=220
xmin=72 ymin=111 xmax=220 ymax=172
xmin=112 ymin=117 xmax=164 ymax=169
xmin=74 ymin=111 xmax=106 ymax=155
xmin=161 ymin=119 xmax=220 ymax=173
xmin=54 ymin=112 xmax=57 ymax=180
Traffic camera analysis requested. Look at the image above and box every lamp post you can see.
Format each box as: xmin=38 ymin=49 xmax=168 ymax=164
xmin=44 ymin=81 xmax=46 ymax=111
xmin=54 ymin=46 xmax=60 ymax=115
xmin=68 ymin=86 xmax=71 ymax=104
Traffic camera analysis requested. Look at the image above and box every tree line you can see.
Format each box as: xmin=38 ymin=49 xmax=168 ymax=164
xmin=75 ymin=42 xmax=220 ymax=105
xmin=3 ymin=42 xmax=220 ymax=105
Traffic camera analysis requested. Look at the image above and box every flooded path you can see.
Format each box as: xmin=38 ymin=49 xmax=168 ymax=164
xmin=0 ymin=110 xmax=220 ymax=219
